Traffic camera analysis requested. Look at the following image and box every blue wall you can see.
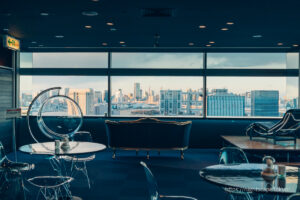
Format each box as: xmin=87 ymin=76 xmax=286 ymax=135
xmin=16 ymin=117 xmax=279 ymax=149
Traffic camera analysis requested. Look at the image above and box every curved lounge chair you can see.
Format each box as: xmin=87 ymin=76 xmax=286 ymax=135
xmin=246 ymin=109 xmax=300 ymax=145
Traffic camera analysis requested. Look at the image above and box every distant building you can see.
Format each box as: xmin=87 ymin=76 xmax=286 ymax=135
xmin=181 ymin=89 xmax=203 ymax=115
xmin=21 ymin=93 xmax=33 ymax=107
xmin=94 ymin=103 xmax=108 ymax=115
xmin=103 ymin=90 xmax=109 ymax=103
xmin=67 ymin=88 xmax=94 ymax=115
xmin=251 ymin=90 xmax=279 ymax=116
xmin=160 ymin=90 xmax=181 ymax=115
xmin=134 ymin=83 xmax=142 ymax=100
xmin=94 ymin=91 xmax=102 ymax=103
xmin=207 ymin=89 xmax=245 ymax=116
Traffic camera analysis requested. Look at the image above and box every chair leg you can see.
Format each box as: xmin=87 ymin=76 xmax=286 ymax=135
xmin=147 ymin=151 xmax=149 ymax=159
xmin=112 ymin=149 xmax=116 ymax=159
xmin=180 ymin=150 xmax=184 ymax=160
xmin=83 ymin=162 xmax=91 ymax=189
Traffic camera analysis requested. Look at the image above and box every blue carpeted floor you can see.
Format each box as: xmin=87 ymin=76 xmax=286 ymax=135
xmin=5 ymin=149 xmax=282 ymax=200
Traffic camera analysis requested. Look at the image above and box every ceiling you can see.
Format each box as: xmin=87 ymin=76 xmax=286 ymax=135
xmin=1 ymin=0 xmax=300 ymax=51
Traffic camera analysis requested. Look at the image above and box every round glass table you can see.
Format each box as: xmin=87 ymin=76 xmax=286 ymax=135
xmin=200 ymin=163 xmax=300 ymax=195
xmin=19 ymin=141 xmax=106 ymax=155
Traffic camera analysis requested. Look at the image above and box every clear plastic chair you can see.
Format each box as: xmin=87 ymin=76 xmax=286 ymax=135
xmin=140 ymin=161 xmax=198 ymax=200
xmin=27 ymin=176 xmax=73 ymax=200
xmin=219 ymin=147 xmax=253 ymax=200
xmin=219 ymin=147 xmax=249 ymax=165
xmin=60 ymin=131 xmax=95 ymax=188
xmin=287 ymin=193 xmax=300 ymax=200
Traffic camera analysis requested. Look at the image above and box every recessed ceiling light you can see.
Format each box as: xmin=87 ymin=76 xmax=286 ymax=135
xmin=121 ymin=44 xmax=126 ymax=47
xmin=209 ymin=41 xmax=215 ymax=44
xmin=3 ymin=28 xmax=9 ymax=31
xmin=40 ymin=12 xmax=49 ymax=16
xmin=55 ymin=35 xmax=64 ymax=38
xmin=188 ymin=42 xmax=194 ymax=46
xmin=206 ymin=44 xmax=211 ymax=47
xmin=252 ymin=35 xmax=263 ymax=38
xmin=226 ymin=22 xmax=234 ymax=25
xmin=31 ymin=41 xmax=37 ymax=44
xmin=82 ymin=11 xmax=98 ymax=16
xmin=92 ymin=0 xmax=99 ymax=2
xmin=85 ymin=25 xmax=92 ymax=29
xmin=199 ymin=25 xmax=206 ymax=29
xmin=277 ymin=42 xmax=283 ymax=46
xmin=221 ymin=28 xmax=229 ymax=31
xmin=102 ymin=42 xmax=108 ymax=46
xmin=110 ymin=27 xmax=117 ymax=31
xmin=120 ymin=41 xmax=125 ymax=44
xmin=293 ymin=44 xmax=299 ymax=47
xmin=106 ymin=22 xmax=114 ymax=26
xmin=38 ymin=44 xmax=44 ymax=47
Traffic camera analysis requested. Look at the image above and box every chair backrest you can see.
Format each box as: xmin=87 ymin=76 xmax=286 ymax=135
xmin=140 ymin=162 xmax=160 ymax=200
xmin=73 ymin=131 xmax=93 ymax=142
xmin=287 ymin=193 xmax=300 ymax=200
xmin=219 ymin=147 xmax=249 ymax=164
xmin=0 ymin=142 xmax=8 ymax=165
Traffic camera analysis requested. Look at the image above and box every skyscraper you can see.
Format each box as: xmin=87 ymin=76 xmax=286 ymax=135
xmin=67 ymin=88 xmax=94 ymax=115
xmin=160 ymin=90 xmax=181 ymax=115
xmin=134 ymin=82 xmax=141 ymax=100
xmin=94 ymin=91 xmax=102 ymax=103
xmin=103 ymin=90 xmax=109 ymax=103
xmin=207 ymin=89 xmax=245 ymax=116
xmin=251 ymin=90 xmax=279 ymax=116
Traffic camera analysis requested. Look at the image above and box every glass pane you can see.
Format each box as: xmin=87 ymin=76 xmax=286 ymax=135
xmin=111 ymin=76 xmax=203 ymax=117
xmin=207 ymin=53 xmax=294 ymax=69
xmin=112 ymin=53 xmax=203 ymax=68
xmin=20 ymin=76 xmax=108 ymax=116
xmin=207 ymin=77 xmax=298 ymax=117
xmin=20 ymin=53 xmax=108 ymax=68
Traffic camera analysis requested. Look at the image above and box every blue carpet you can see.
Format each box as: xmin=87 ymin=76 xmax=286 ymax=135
xmin=5 ymin=149 xmax=279 ymax=200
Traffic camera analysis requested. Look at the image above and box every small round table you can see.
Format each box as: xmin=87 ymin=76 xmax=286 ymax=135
xmin=19 ymin=141 xmax=106 ymax=155
xmin=200 ymin=163 xmax=300 ymax=196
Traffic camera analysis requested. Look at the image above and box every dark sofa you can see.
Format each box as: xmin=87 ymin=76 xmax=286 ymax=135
xmin=105 ymin=118 xmax=192 ymax=159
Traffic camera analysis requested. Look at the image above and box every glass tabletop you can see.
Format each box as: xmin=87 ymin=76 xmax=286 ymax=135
xmin=19 ymin=141 xmax=106 ymax=155
xmin=200 ymin=163 xmax=300 ymax=194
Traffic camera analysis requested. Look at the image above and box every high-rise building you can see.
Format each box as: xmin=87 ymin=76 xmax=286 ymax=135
xmin=207 ymin=89 xmax=245 ymax=116
xmin=94 ymin=91 xmax=102 ymax=103
xmin=181 ymin=89 xmax=203 ymax=116
xmin=103 ymin=90 xmax=109 ymax=103
xmin=160 ymin=90 xmax=181 ymax=115
xmin=251 ymin=90 xmax=279 ymax=116
xmin=134 ymin=82 xmax=141 ymax=100
xmin=67 ymin=88 xmax=94 ymax=115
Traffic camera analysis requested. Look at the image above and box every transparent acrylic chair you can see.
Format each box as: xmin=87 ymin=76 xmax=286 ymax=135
xmin=219 ymin=147 xmax=253 ymax=200
xmin=27 ymin=176 xmax=73 ymax=200
xmin=0 ymin=142 xmax=34 ymax=199
xmin=140 ymin=161 xmax=198 ymax=200
xmin=60 ymin=131 xmax=95 ymax=188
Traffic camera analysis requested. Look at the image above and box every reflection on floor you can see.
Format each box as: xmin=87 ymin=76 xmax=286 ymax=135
xmin=4 ymin=149 xmax=281 ymax=200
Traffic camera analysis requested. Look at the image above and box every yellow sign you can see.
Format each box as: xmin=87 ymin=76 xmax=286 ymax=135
xmin=3 ymin=35 xmax=20 ymax=51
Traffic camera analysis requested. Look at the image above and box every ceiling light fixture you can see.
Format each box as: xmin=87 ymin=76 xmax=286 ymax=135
xmin=277 ymin=42 xmax=283 ymax=46
xmin=221 ymin=28 xmax=229 ymax=31
xmin=91 ymin=0 xmax=99 ymax=2
xmin=206 ymin=44 xmax=211 ymax=47
xmin=199 ymin=25 xmax=206 ymax=29
xmin=110 ymin=27 xmax=117 ymax=31
xmin=252 ymin=35 xmax=262 ymax=38
xmin=82 ymin=11 xmax=98 ymax=16
xmin=40 ymin=12 xmax=49 ymax=16
xmin=55 ymin=35 xmax=64 ymax=38
xmin=31 ymin=41 xmax=37 ymax=44
xmin=102 ymin=42 xmax=108 ymax=46
xmin=85 ymin=25 xmax=92 ymax=29
xmin=292 ymin=44 xmax=299 ymax=47
xmin=209 ymin=41 xmax=215 ymax=44
xmin=38 ymin=44 xmax=44 ymax=47
xmin=226 ymin=22 xmax=234 ymax=25
xmin=120 ymin=41 xmax=125 ymax=44
xmin=188 ymin=42 xmax=194 ymax=46
xmin=106 ymin=22 xmax=114 ymax=26
xmin=3 ymin=28 xmax=9 ymax=31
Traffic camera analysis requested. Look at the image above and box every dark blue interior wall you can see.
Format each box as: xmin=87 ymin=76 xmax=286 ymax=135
xmin=16 ymin=117 xmax=279 ymax=149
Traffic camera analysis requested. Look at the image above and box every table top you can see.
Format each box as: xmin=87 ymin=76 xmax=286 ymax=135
xmin=222 ymin=136 xmax=300 ymax=151
xmin=200 ymin=163 xmax=300 ymax=194
xmin=19 ymin=141 xmax=106 ymax=155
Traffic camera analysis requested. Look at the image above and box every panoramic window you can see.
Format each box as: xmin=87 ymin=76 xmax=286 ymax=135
xmin=20 ymin=53 xmax=108 ymax=68
xmin=112 ymin=53 xmax=203 ymax=68
xmin=20 ymin=76 xmax=108 ymax=116
xmin=207 ymin=53 xmax=298 ymax=69
xmin=111 ymin=76 xmax=203 ymax=117
xmin=206 ymin=77 xmax=298 ymax=117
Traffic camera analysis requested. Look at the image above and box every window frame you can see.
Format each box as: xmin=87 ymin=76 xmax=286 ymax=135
xmin=18 ymin=51 xmax=299 ymax=119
